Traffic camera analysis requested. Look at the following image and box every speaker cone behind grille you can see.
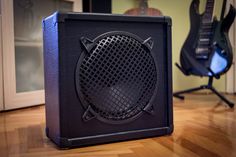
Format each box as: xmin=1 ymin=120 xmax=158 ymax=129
xmin=76 ymin=31 xmax=159 ymax=124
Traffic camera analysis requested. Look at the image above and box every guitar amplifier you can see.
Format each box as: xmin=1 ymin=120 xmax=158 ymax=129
xmin=43 ymin=12 xmax=173 ymax=148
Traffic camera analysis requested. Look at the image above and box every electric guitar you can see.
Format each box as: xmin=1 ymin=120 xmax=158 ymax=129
xmin=179 ymin=0 xmax=236 ymax=77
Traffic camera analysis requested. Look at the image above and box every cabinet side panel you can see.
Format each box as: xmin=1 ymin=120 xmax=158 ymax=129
xmin=43 ymin=14 xmax=60 ymax=144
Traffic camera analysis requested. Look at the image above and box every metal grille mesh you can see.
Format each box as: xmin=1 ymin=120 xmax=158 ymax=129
xmin=78 ymin=34 xmax=157 ymax=121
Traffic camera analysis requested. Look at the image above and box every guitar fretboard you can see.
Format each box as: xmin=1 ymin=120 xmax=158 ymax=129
xmin=202 ymin=0 xmax=215 ymax=23
xmin=139 ymin=0 xmax=148 ymax=15
xmin=196 ymin=0 xmax=215 ymax=59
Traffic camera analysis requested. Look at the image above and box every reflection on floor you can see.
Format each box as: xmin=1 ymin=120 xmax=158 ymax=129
xmin=0 ymin=93 xmax=236 ymax=157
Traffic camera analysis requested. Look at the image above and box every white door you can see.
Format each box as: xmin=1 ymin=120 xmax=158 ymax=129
xmin=226 ymin=0 xmax=236 ymax=93
xmin=1 ymin=0 xmax=82 ymax=110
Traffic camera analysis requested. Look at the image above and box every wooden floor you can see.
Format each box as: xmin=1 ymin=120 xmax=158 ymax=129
xmin=0 ymin=93 xmax=236 ymax=157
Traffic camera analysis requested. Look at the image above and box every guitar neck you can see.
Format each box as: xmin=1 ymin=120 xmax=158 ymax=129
xmin=202 ymin=0 xmax=215 ymax=23
xmin=139 ymin=0 xmax=148 ymax=15
xmin=196 ymin=0 xmax=215 ymax=59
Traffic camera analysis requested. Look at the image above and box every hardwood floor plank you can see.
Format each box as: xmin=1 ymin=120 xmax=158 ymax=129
xmin=130 ymin=147 xmax=159 ymax=157
xmin=0 ymin=94 xmax=235 ymax=157
xmin=153 ymin=136 xmax=201 ymax=157
xmin=140 ymin=139 xmax=180 ymax=157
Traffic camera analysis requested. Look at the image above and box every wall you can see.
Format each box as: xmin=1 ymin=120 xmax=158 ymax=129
xmin=112 ymin=0 xmax=226 ymax=92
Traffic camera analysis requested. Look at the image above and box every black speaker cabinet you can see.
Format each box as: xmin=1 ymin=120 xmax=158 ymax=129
xmin=43 ymin=12 xmax=173 ymax=148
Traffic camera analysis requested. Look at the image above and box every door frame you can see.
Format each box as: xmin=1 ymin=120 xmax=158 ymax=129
xmin=226 ymin=0 xmax=236 ymax=94
xmin=1 ymin=0 xmax=82 ymax=110
xmin=0 ymin=12 xmax=3 ymax=111
xmin=2 ymin=0 xmax=45 ymax=110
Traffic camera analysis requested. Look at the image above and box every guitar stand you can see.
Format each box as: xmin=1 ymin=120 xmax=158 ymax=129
xmin=173 ymin=63 xmax=235 ymax=108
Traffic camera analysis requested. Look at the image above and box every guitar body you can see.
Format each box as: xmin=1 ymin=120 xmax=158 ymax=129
xmin=180 ymin=0 xmax=236 ymax=77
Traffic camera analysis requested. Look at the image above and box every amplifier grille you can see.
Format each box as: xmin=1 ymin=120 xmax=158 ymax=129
xmin=76 ymin=32 xmax=158 ymax=123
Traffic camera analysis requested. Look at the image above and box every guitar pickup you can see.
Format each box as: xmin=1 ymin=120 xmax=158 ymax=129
xmin=195 ymin=48 xmax=209 ymax=59
xmin=196 ymin=48 xmax=209 ymax=53
xmin=199 ymin=38 xmax=210 ymax=42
